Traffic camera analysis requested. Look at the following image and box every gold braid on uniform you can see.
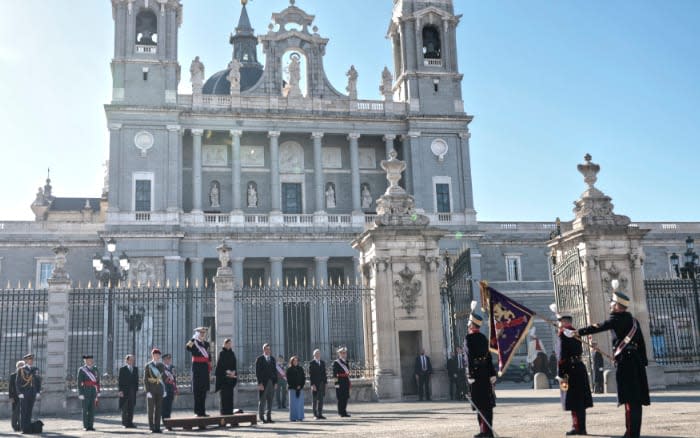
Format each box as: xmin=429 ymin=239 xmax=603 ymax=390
xmin=19 ymin=369 xmax=33 ymax=387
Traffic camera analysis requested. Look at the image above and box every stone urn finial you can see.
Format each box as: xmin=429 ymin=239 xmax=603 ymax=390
xmin=577 ymin=153 xmax=600 ymax=190
xmin=51 ymin=244 xmax=70 ymax=280
xmin=381 ymin=149 xmax=407 ymax=196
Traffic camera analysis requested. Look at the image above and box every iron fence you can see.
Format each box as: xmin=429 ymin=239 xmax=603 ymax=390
xmin=442 ymin=249 xmax=473 ymax=353
xmin=0 ymin=287 xmax=48 ymax=394
xmin=232 ymin=283 xmax=373 ymax=383
xmin=645 ymin=278 xmax=700 ymax=366
xmin=67 ymin=286 xmax=215 ymax=390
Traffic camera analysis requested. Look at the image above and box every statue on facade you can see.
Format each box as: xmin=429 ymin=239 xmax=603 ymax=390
xmin=227 ymin=59 xmax=241 ymax=95
xmin=32 ymin=187 xmax=46 ymax=206
xmin=209 ymin=181 xmax=220 ymax=209
xmin=380 ymin=66 xmax=393 ymax=102
xmin=283 ymin=53 xmax=302 ymax=98
xmin=346 ymin=65 xmax=358 ymax=100
xmin=190 ymin=56 xmax=205 ymax=91
xmin=326 ymin=184 xmax=336 ymax=209
xmin=247 ymin=183 xmax=258 ymax=208
xmin=361 ymin=184 xmax=373 ymax=209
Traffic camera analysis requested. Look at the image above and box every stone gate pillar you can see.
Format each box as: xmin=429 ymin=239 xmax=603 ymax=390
xmin=548 ymin=154 xmax=665 ymax=389
xmin=214 ymin=241 xmax=235 ymax=355
xmin=353 ymin=150 xmax=447 ymax=400
xmin=44 ymin=245 xmax=71 ymax=411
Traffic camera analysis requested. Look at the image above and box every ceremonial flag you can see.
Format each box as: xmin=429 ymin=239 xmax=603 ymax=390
xmin=480 ymin=281 xmax=536 ymax=376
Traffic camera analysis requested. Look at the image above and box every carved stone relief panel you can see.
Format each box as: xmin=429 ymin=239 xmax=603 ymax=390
xmin=322 ymin=147 xmax=342 ymax=168
xmin=359 ymin=147 xmax=376 ymax=169
xmin=280 ymin=141 xmax=304 ymax=173
xmin=202 ymin=145 xmax=228 ymax=166
xmin=241 ymin=145 xmax=265 ymax=167
xmin=130 ymin=257 xmax=165 ymax=286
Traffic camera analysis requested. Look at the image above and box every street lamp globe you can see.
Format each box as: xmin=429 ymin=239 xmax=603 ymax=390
xmin=107 ymin=238 xmax=117 ymax=253
xmin=92 ymin=253 xmax=104 ymax=271
xmin=686 ymin=236 xmax=694 ymax=251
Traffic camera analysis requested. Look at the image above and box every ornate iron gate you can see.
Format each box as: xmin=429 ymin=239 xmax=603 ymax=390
xmin=552 ymin=248 xmax=592 ymax=374
xmin=442 ymin=249 xmax=473 ymax=353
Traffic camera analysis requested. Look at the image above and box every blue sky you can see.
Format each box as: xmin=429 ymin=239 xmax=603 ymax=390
xmin=1 ymin=0 xmax=699 ymax=222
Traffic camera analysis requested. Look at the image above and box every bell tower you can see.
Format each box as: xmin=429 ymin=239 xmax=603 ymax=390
xmin=110 ymin=0 xmax=182 ymax=106
xmin=388 ymin=0 xmax=463 ymax=115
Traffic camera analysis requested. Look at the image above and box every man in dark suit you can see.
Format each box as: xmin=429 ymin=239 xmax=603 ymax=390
xmin=255 ymin=343 xmax=277 ymax=423
xmin=309 ymin=348 xmax=328 ymax=419
xmin=9 ymin=360 xmax=24 ymax=432
xmin=118 ymin=354 xmax=139 ymax=428
xmin=447 ymin=347 xmax=467 ymax=401
xmin=414 ymin=348 xmax=433 ymax=401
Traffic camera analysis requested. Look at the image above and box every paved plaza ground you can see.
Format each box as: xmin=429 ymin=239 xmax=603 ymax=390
xmin=2 ymin=384 xmax=698 ymax=437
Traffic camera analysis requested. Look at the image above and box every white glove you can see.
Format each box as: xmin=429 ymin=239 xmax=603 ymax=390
xmin=19 ymin=394 xmax=24 ymax=399
xmin=36 ymin=393 xmax=40 ymax=399
xmin=164 ymin=392 xmax=167 ymax=398
xmin=598 ymin=368 xmax=604 ymax=371
xmin=147 ymin=392 xmax=153 ymax=399
xmin=555 ymin=376 xmax=563 ymax=382
xmin=78 ymin=395 xmax=85 ymax=400
xmin=563 ymin=329 xmax=576 ymax=338
xmin=489 ymin=376 xmax=497 ymax=384
xmin=467 ymin=378 xmax=475 ymax=384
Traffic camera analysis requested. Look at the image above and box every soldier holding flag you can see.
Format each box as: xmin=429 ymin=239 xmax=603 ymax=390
xmin=465 ymin=312 xmax=496 ymax=438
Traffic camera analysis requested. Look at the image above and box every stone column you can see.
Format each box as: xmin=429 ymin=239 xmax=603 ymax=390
xmin=401 ymin=135 xmax=414 ymax=195
xmin=406 ymin=131 xmax=420 ymax=196
xmin=107 ymin=124 xmax=122 ymax=212
xmin=269 ymin=131 xmax=281 ymax=214
xmin=191 ymin=129 xmax=204 ymax=213
xmin=270 ymin=257 xmax=285 ymax=355
xmin=214 ymin=242 xmax=235 ymax=356
xmin=166 ymin=125 xmax=182 ymax=213
xmin=190 ymin=257 xmax=204 ymax=289
xmin=458 ymin=132 xmax=477 ymax=224
xmin=232 ymin=257 xmax=244 ymax=289
xmin=383 ymin=135 xmax=396 ymax=159
xmin=164 ymin=256 xmax=181 ymax=288
xmin=312 ymin=132 xmax=325 ymax=214
xmin=314 ymin=257 xmax=330 ymax=358
xmin=348 ymin=133 xmax=362 ymax=213
xmin=231 ymin=130 xmax=243 ymax=213
xmin=44 ymin=245 xmax=71 ymax=412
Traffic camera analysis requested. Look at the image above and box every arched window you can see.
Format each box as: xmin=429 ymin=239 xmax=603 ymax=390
xmin=135 ymin=9 xmax=158 ymax=46
xmin=422 ymin=26 xmax=441 ymax=59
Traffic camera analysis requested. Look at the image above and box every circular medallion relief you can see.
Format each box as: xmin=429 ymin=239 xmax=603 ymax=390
xmin=430 ymin=138 xmax=448 ymax=161
xmin=134 ymin=131 xmax=155 ymax=156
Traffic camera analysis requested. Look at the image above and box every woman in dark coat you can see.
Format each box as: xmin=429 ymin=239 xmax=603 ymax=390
xmin=215 ymin=338 xmax=237 ymax=415
xmin=572 ymin=291 xmax=650 ymax=438
xmin=286 ymin=356 xmax=305 ymax=421
xmin=556 ymin=312 xmax=593 ymax=435
xmin=465 ymin=313 xmax=496 ymax=438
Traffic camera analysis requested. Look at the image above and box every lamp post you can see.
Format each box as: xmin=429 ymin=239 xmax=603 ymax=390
xmin=670 ymin=236 xmax=700 ymax=351
xmin=92 ymin=238 xmax=130 ymax=374
xmin=440 ymin=250 xmax=458 ymax=354
xmin=119 ymin=302 xmax=145 ymax=360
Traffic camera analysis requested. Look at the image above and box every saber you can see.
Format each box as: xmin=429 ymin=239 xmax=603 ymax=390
xmin=462 ymin=383 xmax=499 ymax=438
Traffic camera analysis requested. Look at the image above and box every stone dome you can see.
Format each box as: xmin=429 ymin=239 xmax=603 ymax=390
xmin=202 ymin=65 xmax=263 ymax=95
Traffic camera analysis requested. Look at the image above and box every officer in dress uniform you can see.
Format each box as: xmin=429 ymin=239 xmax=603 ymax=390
xmin=465 ymin=313 xmax=496 ymax=438
xmin=9 ymin=360 xmax=25 ymax=432
xmin=16 ymin=353 xmax=41 ymax=434
xmin=161 ymin=354 xmax=178 ymax=424
xmin=77 ymin=354 xmax=100 ymax=431
xmin=555 ymin=311 xmax=593 ymax=436
xmin=332 ymin=347 xmax=351 ymax=418
xmin=570 ymin=291 xmax=650 ymax=438
xmin=186 ymin=327 xmax=211 ymax=417
xmin=144 ymin=348 xmax=166 ymax=433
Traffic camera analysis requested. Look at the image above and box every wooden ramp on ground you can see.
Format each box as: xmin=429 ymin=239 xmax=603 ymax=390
xmin=163 ymin=413 xmax=257 ymax=431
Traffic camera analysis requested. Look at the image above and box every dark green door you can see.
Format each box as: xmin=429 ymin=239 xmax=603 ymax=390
xmin=282 ymin=183 xmax=302 ymax=214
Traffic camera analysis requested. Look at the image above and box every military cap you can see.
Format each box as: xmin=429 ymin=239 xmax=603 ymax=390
xmin=556 ymin=311 xmax=573 ymax=320
xmin=82 ymin=354 xmax=93 ymax=359
xmin=162 ymin=353 xmax=172 ymax=360
xmin=469 ymin=312 xmax=484 ymax=327
xmin=337 ymin=346 xmax=348 ymax=353
xmin=23 ymin=353 xmax=34 ymax=360
xmin=612 ymin=291 xmax=631 ymax=307
xmin=194 ymin=326 xmax=208 ymax=332
xmin=151 ymin=348 xmax=162 ymax=355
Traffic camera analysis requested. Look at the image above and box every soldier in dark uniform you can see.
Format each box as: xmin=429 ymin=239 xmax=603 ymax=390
xmin=555 ymin=311 xmax=593 ymax=435
xmin=144 ymin=348 xmax=166 ymax=433
xmin=465 ymin=313 xmax=496 ymax=438
xmin=332 ymin=346 xmax=351 ymax=418
xmin=161 ymin=354 xmax=178 ymax=424
xmin=9 ymin=360 xmax=25 ymax=432
xmin=571 ymin=291 xmax=650 ymax=438
xmin=77 ymin=354 xmax=101 ymax=431
xmin=16 ymin=353 xmax=41 ymax=435
xmin=186 ymin=327 xmax=211 ymax=417
xmin=591 ymin=342 xmax=604 ymax=393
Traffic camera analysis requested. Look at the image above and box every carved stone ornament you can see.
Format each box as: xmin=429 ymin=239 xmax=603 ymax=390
xmin=430 ymin=139 xmax=448 ymax=161
xmin=572 ymin=154 xmax=630 ymax=229
xmin=393 ymin=265 xmax=422 ymax=315
xmin=601 ymin=262 xmax=629 ymax=297
xmin=134 ymin=131 xmax=155 ymax=157
xmin=51 ymin=244 xmax=70 ymax=280
xmin=374 ymin=150 xmax=430 ymax=227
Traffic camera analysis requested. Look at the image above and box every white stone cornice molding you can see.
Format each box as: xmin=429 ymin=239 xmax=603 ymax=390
xmin=230 ymin=130 xmax=243 ymax=138
xmin=311 ymin=132 xmax=324 ymax=139
xmin=347 ymin=133 xmax=361 ymax=141
xmin=268 ymin=131 xmax=281 ymax=138
xmin=191 ymin=128 xmax=204 ymax=136
xmin=166 ymin=124 xmax=182 ymax=132
xmin=269 ymin=256 xmax=285 ymax=262
xmin=164 ymin=255 xmax=182 ymax=262
xmin=314 ymin=256 xmax=330 ymax=262
xmin=382 ymin=134 xmax=397 ymax=142
xmin=108 ymin=123 xmax=123 ymax=131
xmin=407 ymin=131 xmax=421 ymax=138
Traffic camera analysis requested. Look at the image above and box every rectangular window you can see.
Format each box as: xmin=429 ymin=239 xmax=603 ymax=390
xmin=38 ymin=262 xmax=54 ymax=288
xmin=436 ymin=183 xmax=451 ymax=213
xmin=506 ymin=256 xmax=521 ymax=282
xmin=135 ymin=179 xmax=151 ymax=211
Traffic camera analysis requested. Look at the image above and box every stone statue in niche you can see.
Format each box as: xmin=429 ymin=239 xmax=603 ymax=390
xmin=283 ymin=53 xmax=302 ymax=98
xmin=361 ymin=184 xmax=373 ymax=209
xmin=227 ymin=59 xmax=241 ymax=95
xmin=190 ymin=56 xmax=205 ymax=89
xmin=247 ymin=182 xmax=258 ymax=208
xmin=380 ymin=66 xmax=393 ymax=101
xmin=346 ymin=65 xmax=358 ymax=100
xmin=209 ymin=181 xmax=221 ymax=209
xmin=326 ymin=183 xmax=336 ymax=209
